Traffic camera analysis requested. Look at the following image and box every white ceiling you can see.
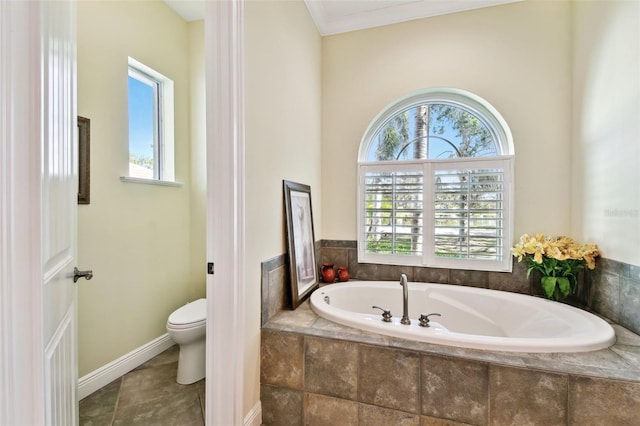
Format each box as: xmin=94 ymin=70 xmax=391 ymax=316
xmin=163 ymin=0 xmax=204 ymax=22
xmin=304 ymin=0 xmax=521 ymax=35
xmin=163 ymin=0 xmax=521 ymax=35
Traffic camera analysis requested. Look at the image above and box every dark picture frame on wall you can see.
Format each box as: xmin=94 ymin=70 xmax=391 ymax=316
xmin=283 ymin=180 xmax=319 ymax=309
xmin=78 ymin=116 xmax=90 ymax=204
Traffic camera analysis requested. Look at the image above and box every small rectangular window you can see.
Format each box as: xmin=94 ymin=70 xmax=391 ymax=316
xmin=126 ymin=57 xmax=175 ymax=182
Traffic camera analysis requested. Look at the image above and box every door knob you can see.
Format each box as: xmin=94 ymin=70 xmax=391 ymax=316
xmin=73 ymin=267 xmax=93 ymax=283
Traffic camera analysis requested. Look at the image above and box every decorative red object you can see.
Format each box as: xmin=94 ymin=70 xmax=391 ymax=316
xmin=337 ymin=266 xmax=350 ymax=282
xmin=321 ymin=263 xmax=336 ymax=283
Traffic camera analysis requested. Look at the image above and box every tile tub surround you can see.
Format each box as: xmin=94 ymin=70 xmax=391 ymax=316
xmin=261 ymin=241 xmax=322 ymax=326
xmin=589 ymin=258 xmax=640 ymax=335
xmin=260 ymin=242 xmax=640 ymax=424
xmin=261 ymin=303 xmax=640 ymax=426
xmin=260 ymin=241 xmax=640 ymax=335
xmin=316 ymin=240 xmax=640 ymax=336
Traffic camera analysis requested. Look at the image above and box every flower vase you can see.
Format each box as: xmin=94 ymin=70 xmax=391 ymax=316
xmin=540 ymin=275 xmax=574 ymax=301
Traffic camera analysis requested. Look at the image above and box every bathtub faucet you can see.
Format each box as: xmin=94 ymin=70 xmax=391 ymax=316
xmin=399 ymin=273 xmax=411 ymax=325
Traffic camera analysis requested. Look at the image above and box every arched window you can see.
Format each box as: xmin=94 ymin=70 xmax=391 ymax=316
xmin=358 ymin=88 xmax=514 ymax=272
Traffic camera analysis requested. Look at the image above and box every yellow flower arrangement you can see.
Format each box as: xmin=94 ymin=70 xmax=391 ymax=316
xmin=512 ymin=234 xmax=600 ymax=301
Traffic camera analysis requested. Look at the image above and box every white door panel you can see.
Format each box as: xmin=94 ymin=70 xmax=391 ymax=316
xmin=41 ymin=1 xmax=78 ymax=425
xmin=41 ymin=0 xmax=79 ymax=424
xmin=1 ymin=1 xmax=78 ymax=423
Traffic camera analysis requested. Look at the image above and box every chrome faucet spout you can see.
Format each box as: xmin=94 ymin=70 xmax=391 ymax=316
xmin=399 ymin=273 xmax=410 ymax=325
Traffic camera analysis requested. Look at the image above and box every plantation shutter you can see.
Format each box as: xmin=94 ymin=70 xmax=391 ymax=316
xmin=426 ymin=158 xmax=513 ymax=271
xmin=362 ymin=165 xmax=424 ymax=259
xmin=358 ymin=157 xmax=513 ymax=271
xmin=425 ymin=157 xmax=513 ymax=271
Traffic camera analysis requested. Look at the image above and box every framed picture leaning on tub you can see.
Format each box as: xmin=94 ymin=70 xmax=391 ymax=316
xmin=283 ymin=180 xmax=319 ymax=309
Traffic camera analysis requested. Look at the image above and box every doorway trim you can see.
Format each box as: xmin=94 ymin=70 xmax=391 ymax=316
xmin=0 ymin=1 xmax=47 ymax=424
xmin=205 ymin=0 xmax=247 ymax=424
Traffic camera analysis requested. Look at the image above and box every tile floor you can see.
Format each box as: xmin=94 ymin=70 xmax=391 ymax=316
xmin=79 ymin=345 xmax=205 ymax=426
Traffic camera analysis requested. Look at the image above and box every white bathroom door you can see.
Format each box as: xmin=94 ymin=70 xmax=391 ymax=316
xmin=0 ymin=1 xmax=78 ymax=423
xmin=40 ymin=0 xmax=81 ymax=423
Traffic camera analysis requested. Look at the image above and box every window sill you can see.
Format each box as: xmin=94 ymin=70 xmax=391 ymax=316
xmin=120 ymin=176 xmax=183 ymax=187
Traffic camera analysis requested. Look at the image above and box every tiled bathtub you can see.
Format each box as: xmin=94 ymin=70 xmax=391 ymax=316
xmin=260 ymin=241 xmax=640 ymax=425
xmin=261 ymin=302 xmax=640 ymax=425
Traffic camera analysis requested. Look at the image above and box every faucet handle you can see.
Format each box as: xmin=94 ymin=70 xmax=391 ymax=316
xmin=418 ymin=313 xmax=441 ymax=327
xmin=372 ymin=306 xmax=392 ymax=322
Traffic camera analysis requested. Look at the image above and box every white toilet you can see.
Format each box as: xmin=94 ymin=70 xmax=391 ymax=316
xmin=166 ymin=298 xmax=206 ymax=384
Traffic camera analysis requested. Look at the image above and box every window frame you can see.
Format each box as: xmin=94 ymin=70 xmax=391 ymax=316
xmin=126 ymin=57 xmax=176 ymax=183
xmin=358 ymin=88 xmax=514 ymax=161
xmin=357 ymin=88 xmax=515 ymax=272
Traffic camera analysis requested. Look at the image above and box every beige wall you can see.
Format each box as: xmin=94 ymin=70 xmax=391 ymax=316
xmin=189 ymin=20 xmax=207 ymax=299
xmin=321 ymin=1 xmax=572 ymax=241
xmin=572 ymin=0 xmax=640 ymax=265
xmin=245 ymin=0 xmax=322 ymax=413
xmin=77 ymin=1 xmax=205 ymax=376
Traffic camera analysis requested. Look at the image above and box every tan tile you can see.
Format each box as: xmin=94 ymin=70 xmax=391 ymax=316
xmin=112 ymin=388 xmax=203 ymax=425
xmin=319 ymin=247 xmax=349 ymax=271
xmin=487 ymin=259 xmax=529 ymax=294
xmin=261 ymin=329 xmax=304 ymax=390
xmin=568 ymin=376 xmax=640 ymax=425
xmin=359 ymin=403 xmax=420 ymax=426
xmin=620 ymin=276 xmax=640 ymax=334
xmin=359 ymin=345 xmax=420 ymax=414
xmin=196 ymin=379 xmax=205 ymax=418
xmin=305 ymin=336 xmax=358 ymax=400
xmin=489 ymin=365 xmax=567 ymax=426
xmin=421 ymin=355 xmax=488 ymax=425
xmin=347 ymin=262 xmax=412 ymax=281
xmin=304 ymin=393 xmax=358 ymax=426
xmin=590 ymin=270 xmax=620 ymax=322
xmin=261 ymin=384 xmax=303 ymax=426
xmin=269 ymin=301 xmax=317 ymax=329
xmin=449 ymin=270 xmax=487 ymax=288
xmin=421 ymin=416 xmax=474 ymax=425
xmin=117 ymin=362 xmax=189 ymax=409
xmin=414 ymin=267 xmax=450 ymax=284
xmin=134 ymin=345 xmax=179 ymax=371
xmin=267 ymin=265 xmax=287 ymax=320
xmin=80 ymin=412 xmax=115 ymax=426
xmin=79 ymin=377 xmax=121 ymax=419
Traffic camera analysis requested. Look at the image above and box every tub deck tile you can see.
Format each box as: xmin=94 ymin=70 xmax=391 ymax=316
xmin=610 ymin=344 xmax=640 ymax=368
xmin=268 ymin=300 xmax=317 ymax=328
xmin=612 ymin=323 xmax=640 ymax=345
xmin=519 ymin=349 xmax=640 ymax=382
xmin=262 ymin=303 xmax=640 ymax=383
xmin=309 ymin=317 xmax=391 ymax=346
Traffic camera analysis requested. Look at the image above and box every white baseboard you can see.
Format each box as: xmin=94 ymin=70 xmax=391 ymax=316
xmin=243 ymin=401 xmax=262 ymax=426
xmin=78 ymin=334 xmax=175 ymax=400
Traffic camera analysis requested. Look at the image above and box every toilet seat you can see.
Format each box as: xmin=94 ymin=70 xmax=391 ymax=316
xmin=167 ymin=298 xmax=206 ymax=328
